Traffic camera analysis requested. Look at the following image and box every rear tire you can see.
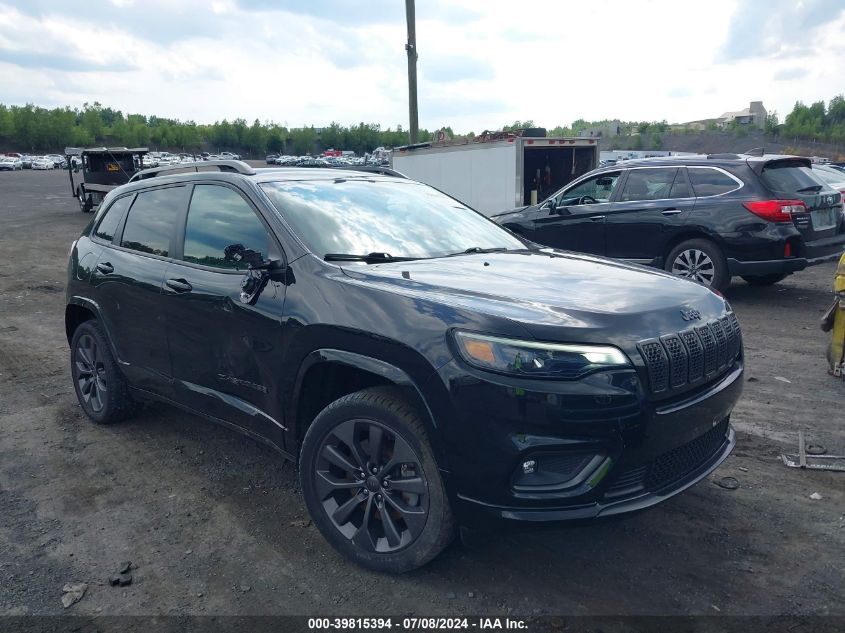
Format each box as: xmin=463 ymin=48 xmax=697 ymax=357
xmin=665 ymin=238 xmax=729 ymax=291
xmin=300 ymin=386 xmax=454 ymax=573
xmin=741 ymin=273 xmax=788 ymax=286
xmin=70 ymin=320 xmax=138 ymax=424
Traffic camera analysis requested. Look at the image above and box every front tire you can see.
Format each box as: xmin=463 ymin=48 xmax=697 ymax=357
xmin=300 ymin=387 xmax=454 ymax=573
xmin=70 ymin=320 xmax=137 ymax=424
xmin=665 ymin=238 xmax=729 ymax=291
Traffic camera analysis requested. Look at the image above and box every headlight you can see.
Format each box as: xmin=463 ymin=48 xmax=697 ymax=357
xmin=453 ymin=331 xmax=630 ymax=379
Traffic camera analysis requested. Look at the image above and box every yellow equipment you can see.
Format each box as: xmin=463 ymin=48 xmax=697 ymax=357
xmin=822 ymin=252 xmax=845 ymax=376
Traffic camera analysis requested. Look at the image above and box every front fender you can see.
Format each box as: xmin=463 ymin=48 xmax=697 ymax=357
xmin=290 ymin=348 xmax=449 ymax=470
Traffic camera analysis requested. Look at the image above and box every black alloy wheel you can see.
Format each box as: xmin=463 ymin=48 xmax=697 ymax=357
xmin=74 ymin=332 xmax=107 ymax=413
xmin=315 ymin=417 xmax=429 ymax=553
xmin=300 ymin=387 xmax=454 ymax=572
xmin=70 ymin=320 xmax=138 ymax=424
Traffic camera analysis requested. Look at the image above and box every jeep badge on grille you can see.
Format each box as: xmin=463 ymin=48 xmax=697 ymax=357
xmin=680 ymin=308 xmax=702 ymax=321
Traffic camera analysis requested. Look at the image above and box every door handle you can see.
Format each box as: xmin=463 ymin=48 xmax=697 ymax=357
xmin=661 ymin=208 xmax=683 ymax=216
xmin=165 ymin=278 xmax=193 ymax=293
xmin=589 ymin=215 xmax=606 ymax=221
xmin=96 ymin=262 xmax=114 ymax=274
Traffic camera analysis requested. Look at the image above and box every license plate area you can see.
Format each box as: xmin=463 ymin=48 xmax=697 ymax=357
xmin=812 ymin=207 xmax=838 ymax=231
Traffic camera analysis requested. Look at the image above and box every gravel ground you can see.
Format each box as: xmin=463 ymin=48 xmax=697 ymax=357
xmin=1 ymin=169 xmax=843 ymax=620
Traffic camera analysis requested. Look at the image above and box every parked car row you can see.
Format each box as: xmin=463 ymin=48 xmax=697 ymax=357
xmin=139 ymin=151 xmax=242 ymax=169
xmin=492 ymin=153 xmax=845 ymax=291
xmin=0 ymin=154 xmax=66 ymax=170
xmin=265 ymin=153 xmax=386 ymax=167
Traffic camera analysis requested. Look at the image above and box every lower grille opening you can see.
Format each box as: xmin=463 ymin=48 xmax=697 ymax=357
xmin=604 ymin=419 xmax=730 ymax=500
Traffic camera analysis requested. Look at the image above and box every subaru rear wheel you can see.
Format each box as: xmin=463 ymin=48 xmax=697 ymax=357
xmin=666 ymin=239 xmax=728 ymax=291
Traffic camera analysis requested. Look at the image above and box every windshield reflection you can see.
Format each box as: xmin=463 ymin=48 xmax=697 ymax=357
xmin=260 ymin=179 xmax=525 ymax=260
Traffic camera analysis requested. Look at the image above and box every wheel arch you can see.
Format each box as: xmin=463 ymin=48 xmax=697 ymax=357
xmin=663 ymin=229 xmax=724 ymax=265
xmin=290 ymin=349 xmax=446 ymax=469
xmin=65 ymin=297 xmax=100 ymax=344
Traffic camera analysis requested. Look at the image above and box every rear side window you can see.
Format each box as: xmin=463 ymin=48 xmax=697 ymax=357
xmin=94 ymin=195 xmax=133 ymax=242
xmin=183 ymin=185 xmax=270 ymax=269
xmin=120 ymin=187 xmax=186 ymax=257
xmin=619 ymin=168 xmax=683 ymax=201
xmin=688 ymin=168 xmax=740 ymax=197
xmin=761 ymin=162 xmax=825 ymax=194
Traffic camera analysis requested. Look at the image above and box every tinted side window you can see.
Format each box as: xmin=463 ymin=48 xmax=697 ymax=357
xmin=619 ymin=168 xmax=679 ymax=201
xmin=689 ymin=168 xmax=740 ymax=197
xmin=94 ymin=195 xmax=133 ymax=242
xmin=669 ymin=169 xmax=691 ymax=198
xmin=183 ymin=185 xmax=269 ymax=270
xmin=120 ymin=187 xmax=185 ymax=257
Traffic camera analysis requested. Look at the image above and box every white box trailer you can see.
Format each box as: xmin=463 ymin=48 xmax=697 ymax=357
xmin=391 ymin=136 xmax=599 ymax=216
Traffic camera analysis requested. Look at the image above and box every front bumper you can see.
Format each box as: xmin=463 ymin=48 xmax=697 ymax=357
xmin=457 ymin=423 xmax=735 ymax=523
xmin=433 ymin=351 xmax=743 ymax=525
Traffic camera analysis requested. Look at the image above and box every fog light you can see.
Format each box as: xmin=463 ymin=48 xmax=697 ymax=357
xmin=512 ymin=452 xmax=608 ymax=494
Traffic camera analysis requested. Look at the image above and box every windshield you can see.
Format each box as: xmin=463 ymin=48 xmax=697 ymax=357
xmin=260 ymin=179 xmax=526 ymax=260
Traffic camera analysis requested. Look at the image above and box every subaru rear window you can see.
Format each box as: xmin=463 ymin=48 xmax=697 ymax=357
xmin=688 ymin=168 xmax=740 ymax=197
xmin=761 ymin=161 xmax=824 ymax=194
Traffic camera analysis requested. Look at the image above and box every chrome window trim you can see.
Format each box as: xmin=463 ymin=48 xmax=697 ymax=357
xmin=685 ymin=166 xmax=745 ymax=198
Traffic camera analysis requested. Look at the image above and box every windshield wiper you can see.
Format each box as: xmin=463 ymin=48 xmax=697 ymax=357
xmin=324 ymin=252 xmax=419 ymax=264
xmin=796 ymin=185 xmax=823 ymax=193
xmin=446 ymin=247 xmax=510 ymax=257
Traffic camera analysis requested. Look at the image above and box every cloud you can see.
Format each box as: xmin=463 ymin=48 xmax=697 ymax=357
xmin=720 ymin=0 xmax=845 ymax=61
xmin=421 ymin=56 xmax=495 ymax=83
xmin=234 ymin=0 xmax=481 ymax=25
xmin=0 ymin=0 xmax=843 ymax=135
xmin=234 ymin=0 xmax=405 ymax=23
xmin=0 ymin=49 xmax=136 ymax=72
xmin=667 ymin=87 xmax=692 ymax=99
xmin=773 ymin=67 xmax=809 ymax=81
xmin=421 ymin=96 xmax=510 ymax=122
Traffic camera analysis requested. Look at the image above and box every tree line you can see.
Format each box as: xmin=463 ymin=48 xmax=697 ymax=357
xmin=2 ymin=94 xmax=844 ymax=156
xmin=0 ymin=102 xmax=435 ymax=156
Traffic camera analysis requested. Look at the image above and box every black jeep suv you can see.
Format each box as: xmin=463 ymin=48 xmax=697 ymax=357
xmin=492 ymin=153 xmax=845 ymax=291
xmin=66 ymin=162 xmax=743 ymax=572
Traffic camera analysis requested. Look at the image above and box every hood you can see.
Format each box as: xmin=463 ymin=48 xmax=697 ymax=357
xmin=339 ymin=250 xmax=728 ymax=346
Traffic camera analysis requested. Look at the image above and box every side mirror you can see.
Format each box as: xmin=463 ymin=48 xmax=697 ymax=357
xmin=249 ymin=257 xmax=283 ymax=271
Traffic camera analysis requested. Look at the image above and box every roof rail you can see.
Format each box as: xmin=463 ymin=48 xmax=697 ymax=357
xmin=334 ymin=165 xmax=407 ymax=178
xmin=129 ymin=159 xmax=255 ymax=183
xmin=744 ymin=147 xmax=765 ymax=157
xmin=706 ymin=153 xmax=741 ymax=160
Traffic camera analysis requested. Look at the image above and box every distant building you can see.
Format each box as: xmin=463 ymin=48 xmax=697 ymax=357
xmin=678 ymin=101 xmax=767 ymax=131
xmin=718 ymin=101 xmax=767 ymax=128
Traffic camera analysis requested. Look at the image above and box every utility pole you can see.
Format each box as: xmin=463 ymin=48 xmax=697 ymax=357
xmin=405 ymin=0 xmax=419 ymax=144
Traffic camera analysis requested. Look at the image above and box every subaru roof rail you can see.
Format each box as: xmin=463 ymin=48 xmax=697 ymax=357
xmin=706 ymin=153 xmax=741 ymax=160
xmin=129 ymin=159 xmax=255 ymax=182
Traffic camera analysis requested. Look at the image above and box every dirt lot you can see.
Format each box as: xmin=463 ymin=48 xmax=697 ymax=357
xmin=1 ymin=169 xmax=843 ymax=620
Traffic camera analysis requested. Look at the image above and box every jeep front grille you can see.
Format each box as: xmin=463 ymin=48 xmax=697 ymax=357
xmin=637 ymin=314 xmax=742 ymax=396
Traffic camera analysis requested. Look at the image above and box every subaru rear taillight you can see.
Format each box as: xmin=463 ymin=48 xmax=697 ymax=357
xmin=742 ymin=200 xmax=807 ymax=223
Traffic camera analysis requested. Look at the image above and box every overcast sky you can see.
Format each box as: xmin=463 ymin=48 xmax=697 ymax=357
xmin=1 ymin=0 xmax=844 ymax=132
